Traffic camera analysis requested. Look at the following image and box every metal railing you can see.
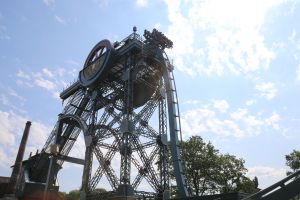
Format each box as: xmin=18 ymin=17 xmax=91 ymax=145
xmin=243 ymin=170 xmax=300 ymax=200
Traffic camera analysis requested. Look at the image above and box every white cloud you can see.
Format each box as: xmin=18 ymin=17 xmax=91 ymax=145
xmin=230 ymin=108 xmax=281 ymax=135
xmin=42 ymin=68 xmax=54 ymax=78
xmin=245 ymin=99 xmax=256 ymax=106
xmin=15 ymin=67 xmax=77 ymax=100
xmin=17 ymin=70 xmax=31 ymax=80
xmin=43 ymin=0 xmax=55 ymax=6
xmin=164 ymin=0 xmax=289 ymax=77
xmin=0 ymin=110 xmax=51 ymax=173
xmin=16 ymin=79 xmax=33 ymax=88
xmin=230 ymin=108 xmax=248 ymax=121
xmin=181 ymin=104 xmax=281 ymax=138
xmin=29 ymin=121 xmax=51 ymax=147
xmin=0 ymin=25 xmax=10 ymax=40
xmin=0 ymin=85 xmax=27 ymax=113
xmin=265 ymin=112 xmax=281 ymax=130
xmin=0 ymin=111 xmax=50 ymax=147
xmin=35 ymin=77 xmax=56 ymax=91
xmin=244 ymin=115 xmax=264 ymax=128
xmin=0 ymin=147 xmax=13 ymax=169
xmin=54 ymin=15 xmax=66 ymax=25
xmin=93 ymin=0 xmax=109 ymax=8
xmin=255 ymin=82 xmax=277 ymax=100
xmin=182 ymin=100 xmax=202 ymax=105
xmin=52 ymin=91 xmax=60 ymax=99
xmin=154 ymin=22 xmax=161 ymax=29
xmin=0 ymin=111 xmax=18 ymax=146
xmin=296 ymin=64 xmax=300 ymax=81
xmin=57 ymin=68 xmax=66 ymax=77
xmin=247 ymin=166 xmax=286 ymax=189
xmin=213 ymin=99 xmax=229 ymax=113
xmin=288 ymin=29 xmax=296 ymax=42
xmin=181 ymin=108 xmax=244 ymax=138
xmin=0 ymin=94 xmax=9 ymax=105
xmin=136 ymin=0 xmax=148 ymax=7
xmin=248 ymin=166 xmax=286 ymax=178
xmin=65 ymin=59 xmax=80 ymax=66
xmin=8 ymin=88 xmax=26 ymax=102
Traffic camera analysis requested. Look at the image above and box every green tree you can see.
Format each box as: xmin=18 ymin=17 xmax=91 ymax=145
xmin=216 ymin=154 xmax=247 ymax=193
xmin=286 ymin=150 xmax=300 ymax=175
xmin=174 ymin=136 xmax=258 ymax=196
xmin=235 ymin=176 xmax=259 ymax=193
xmin=63 ymin=188 xmax=107 ymax=200
xmin=93 ymin=188 xmax=106 ymax=193
xmin=66 ymin=189 xmax=80 ymax=200
xmin=285 ymin=150 xmax=300 ymax=200
xmin=181 ymin=136 xmax=219 ymax=196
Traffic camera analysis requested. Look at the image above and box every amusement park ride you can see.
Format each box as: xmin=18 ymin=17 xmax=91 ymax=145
xmin=1 ymin=28 xmax=300 ymax=200
xmin=16 ymin=27 xmax=187 ymax=200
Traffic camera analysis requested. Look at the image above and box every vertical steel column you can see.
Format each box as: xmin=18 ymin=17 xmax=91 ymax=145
xmin=44 ymin=156 xmax=55 ymax=200
xmin=7 ymin=121 xmax=31 ymax=195
xmin=159 ymin=95 xmax=170 ymax=199
xmin=120 ymin=57 xmax=133 ymax=186
xmin=80 ymin=145 xmax=93 ymax=200
xmin=81 ymin=91 xmax=97 ymax=199
xmin=44 ymin=118 xmax=61 ymax=200
xmin=118 ymin=56 xmax=135 ymax=198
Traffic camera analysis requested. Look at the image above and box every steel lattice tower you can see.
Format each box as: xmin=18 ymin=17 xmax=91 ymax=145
xmin=16 ymin=28 xmax=189 ymax=200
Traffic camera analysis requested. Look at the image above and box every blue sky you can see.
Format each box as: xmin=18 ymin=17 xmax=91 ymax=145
xmin=0 ymin=0 xmax=300 ymax=193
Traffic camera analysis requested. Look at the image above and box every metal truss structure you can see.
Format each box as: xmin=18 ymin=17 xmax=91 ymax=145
xmin=17 ymin=28 xmax=190 ymax=200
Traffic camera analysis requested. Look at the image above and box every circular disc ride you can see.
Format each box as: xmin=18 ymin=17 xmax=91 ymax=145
xmin=18 ymin=28 xmax=189 ymax=200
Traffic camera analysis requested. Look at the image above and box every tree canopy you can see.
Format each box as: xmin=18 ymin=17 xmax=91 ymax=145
xmin=176 ymin=136 xmax=259 ymax=196
xmin=59 ymin=188 xmax=106 ymax=200
xmin=286 ymin=149 xmax=300 ymax=175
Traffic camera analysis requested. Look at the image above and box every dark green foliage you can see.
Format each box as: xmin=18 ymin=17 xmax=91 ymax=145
xmin=286 ymin=150 xmax=300 ymax=175
xmin=216 ymin=153 xmax=247 ymax=193
xmin=181 ymin=136 xmax=219 ymax=196
xmin=173 ymin=136 xmax=258 ymax=196
xmin=60 ymin=188 xmax=106 ymax=200
xmin=93 ymin=188 xmax=106 ymax=193
xmin=66 ymin=189 xmax=80 ymax=200
xmin=285 ymin=150 xmax=300 ymax=200
xmin=236 ymin=176 xmax=259 ymax=193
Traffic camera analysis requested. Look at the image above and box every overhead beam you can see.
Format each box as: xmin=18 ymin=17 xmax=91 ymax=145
xmin=56 ymin=154 xmax=85 ymax=165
